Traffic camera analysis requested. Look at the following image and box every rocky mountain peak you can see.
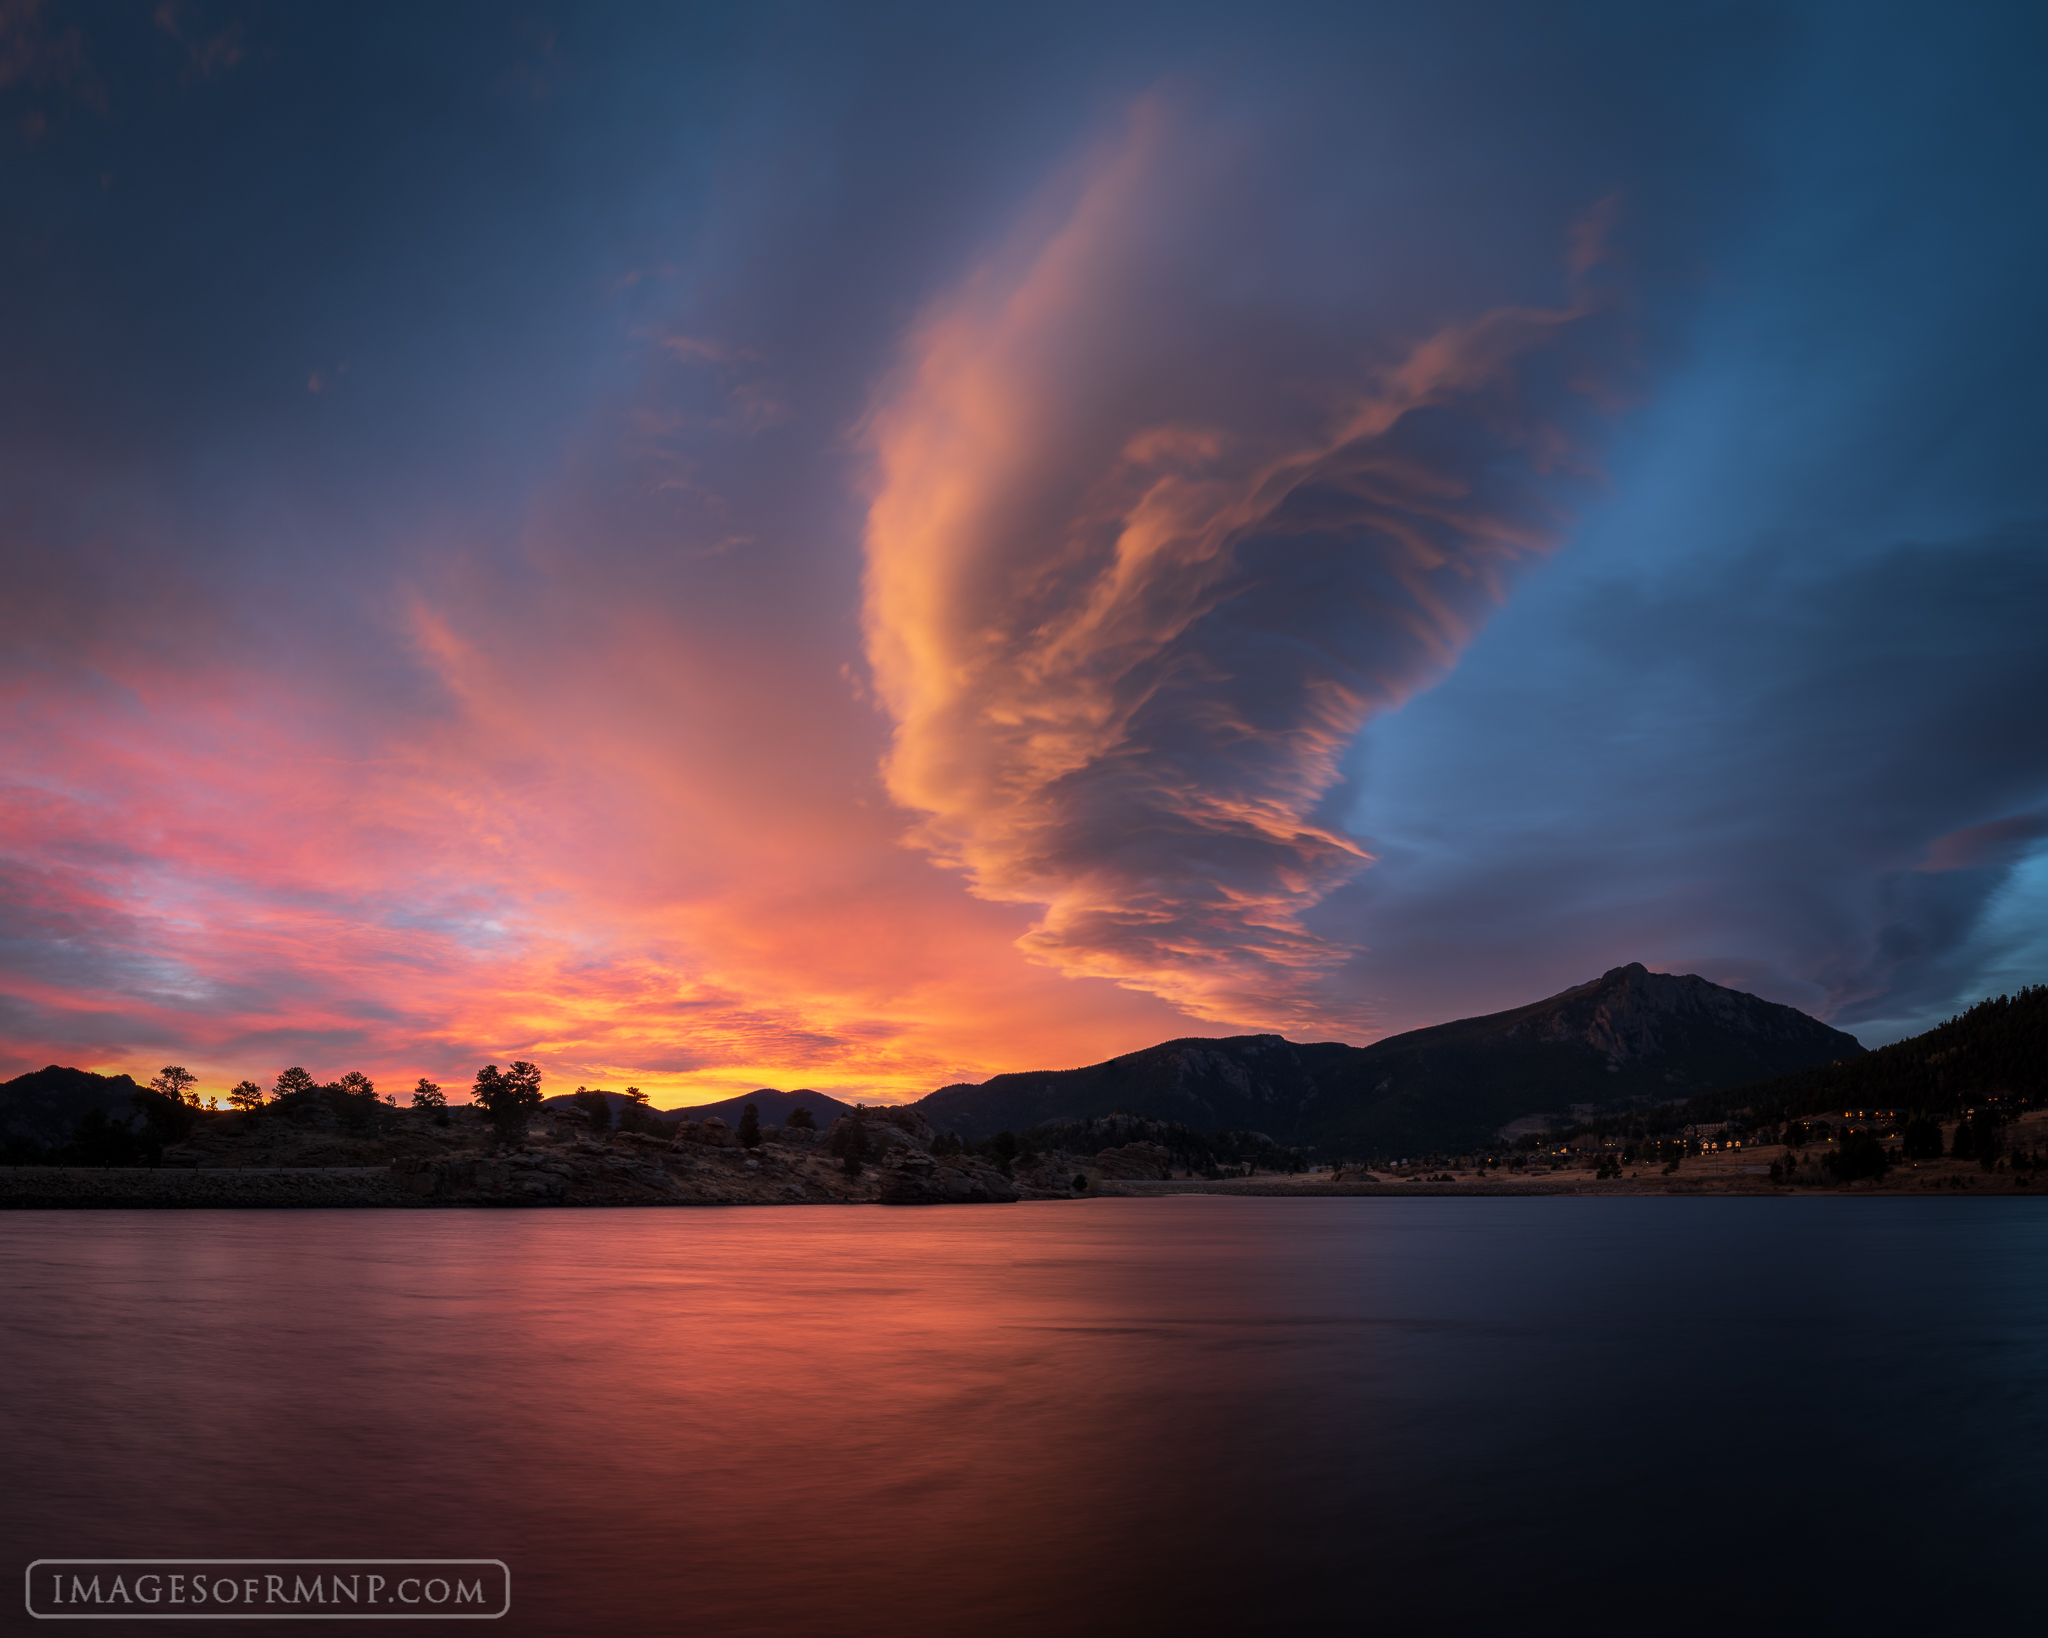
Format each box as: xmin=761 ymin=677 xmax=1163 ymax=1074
xmin=907 ymin=963 xmax=1864 ymax=1154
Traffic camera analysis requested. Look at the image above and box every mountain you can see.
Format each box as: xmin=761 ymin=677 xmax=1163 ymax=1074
xmin=0 ymin=1065 xmax=148 ymax=1149
xmin=910 ymin=964 xmax=1865 ymax=1156
xmin=1665 ymin=982 xmax=2048 ymax=1126
xmin=538 ymin=1086 xmax=858 ymax=1129
xmin=663 ymin=1088 xmax=858 ymax=1128
xmin=1308 ymin=962 xmax=1865 ymax=1155
xmin=915 ymin=1036 xmax=1353 ymax=1148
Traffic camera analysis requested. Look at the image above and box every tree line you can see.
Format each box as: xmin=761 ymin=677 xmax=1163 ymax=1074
xmin=915 ymin=1112 xmax=1306 ymax=1180
xmin=1537 ymin=985 xmax=2048 ymax=1162
xmin=1765 ymin=1106 xmax=2033 ymax=1185
xmin=1679 ymin=985 xmax=2048 ymax=1126
xmin=122 ymin=1064 xmax=454 ymax=1115
xmin=4 ymin=1060 xmax=567 ymax=1166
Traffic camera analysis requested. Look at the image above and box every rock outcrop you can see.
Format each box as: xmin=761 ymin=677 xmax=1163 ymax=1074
xmin=874 ymin=1149 xmax=1018 ymax=1204
xmin=675 ymin=1116 xmax=738 ymax=1148
xmin=1083 ymin=1142 xmax=1176 ymax=1181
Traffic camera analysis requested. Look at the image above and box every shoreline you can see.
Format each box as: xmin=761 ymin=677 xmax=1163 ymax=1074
xmin=1 ymin=1165 xmax=2029 ymax=1207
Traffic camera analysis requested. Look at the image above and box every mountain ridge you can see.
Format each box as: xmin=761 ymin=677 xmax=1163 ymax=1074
xmin=910 ymin=963 xmax=1864 ymax=1155
xmin=538 ymin=1086 xmax=859 ymax=1129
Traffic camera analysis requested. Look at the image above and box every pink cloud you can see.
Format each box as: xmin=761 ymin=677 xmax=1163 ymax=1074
xmin=1917 ymin=811 xmax=2048 ymax=873
xmin=0 ymin=534 xmax=1195 ymax=1101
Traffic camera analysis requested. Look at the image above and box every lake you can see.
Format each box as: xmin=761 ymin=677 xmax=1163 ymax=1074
xmin=3 ymin=1198 xmax=2045 ymax=1635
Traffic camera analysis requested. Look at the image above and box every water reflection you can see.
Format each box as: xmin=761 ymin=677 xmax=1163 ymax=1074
xmin=4 ymin=1199 xmax=2047 ymax=1635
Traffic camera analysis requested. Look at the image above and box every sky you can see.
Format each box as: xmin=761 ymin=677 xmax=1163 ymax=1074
xmin=2 ymin=0 xmax=2045 ymax=1105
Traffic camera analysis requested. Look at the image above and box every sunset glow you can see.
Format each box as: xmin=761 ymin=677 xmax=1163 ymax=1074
xmin=3 ymin=5 xmax=2045 ymax=1103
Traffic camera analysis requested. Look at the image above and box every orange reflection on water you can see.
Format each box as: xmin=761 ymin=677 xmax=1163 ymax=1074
xmin=2 ymin=1202 xmax=1430 ymax=1635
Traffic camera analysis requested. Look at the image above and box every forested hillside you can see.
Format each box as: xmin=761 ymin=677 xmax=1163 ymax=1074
xmin=913 ymin=963 xmax=1863 ymax=1155
xmin=1681 ymin=986 xmax=2048 ymax=1124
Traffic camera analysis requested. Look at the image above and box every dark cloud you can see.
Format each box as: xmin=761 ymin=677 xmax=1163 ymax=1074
xmin=1921 ymin=812 xmax=2048 ymax=874
xmin=1336 ymin=526 xmax=2048 ymax=1039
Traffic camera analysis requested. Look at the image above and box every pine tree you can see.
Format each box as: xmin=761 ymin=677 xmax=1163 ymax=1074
xmin=473 ymin=1061 xmax=544 ymax=1145
xmin=150 ymin=1066 xmax=198 ymax=1107
xmin=738 ymin=1103 xmax=761 ymax=1148
xmin=829 ymin=1116 xmax=870 ymax=1176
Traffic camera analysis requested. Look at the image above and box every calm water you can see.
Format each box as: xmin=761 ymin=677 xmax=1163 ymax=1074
xmin=4 ymin=1198 xmax=2046 ymax=1636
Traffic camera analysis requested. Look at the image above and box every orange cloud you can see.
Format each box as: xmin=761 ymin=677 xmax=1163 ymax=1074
xmin=862 ymin=97 xmax=1618 ymax=1031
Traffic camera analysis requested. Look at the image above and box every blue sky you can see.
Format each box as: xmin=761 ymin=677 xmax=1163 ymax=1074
xmin=1340 ymin=12 xmax=2048 ymax=1040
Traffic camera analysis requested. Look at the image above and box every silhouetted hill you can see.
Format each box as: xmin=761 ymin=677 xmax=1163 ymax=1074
xmin=911 ymin=964 xmax=1864 ymax=1155
xmin=540 ymin=1089 xmax=648 ymax=1117
xmin=1311 ymin=962 xmax=1864 ymax=1155
xmin=663 ymin=1088 xmax=859 ymax=1129
xmin=1670 ymin=983 xmax=2048 ymax=1125
xmin=0 ymin=1066 xmax=147 ymax=1148
xmin=917 ymin=1036 xmax=1353 ymax=1146
xmin=539 ymin=1086 xmax=857 ymax=1129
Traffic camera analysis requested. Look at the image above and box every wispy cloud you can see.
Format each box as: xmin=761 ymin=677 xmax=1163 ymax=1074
xmin=1918 ymin=811 xmax=2048 ymax=874
xmin=862 ymin=98 xmax=1620 ymax=1029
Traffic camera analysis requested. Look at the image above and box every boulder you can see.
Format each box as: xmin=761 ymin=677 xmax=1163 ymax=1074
xmin=682 ymin=1117 xmax=738 ymax=1149
xmin=869 ymin=1106 xmax=934 ymax=1149
xmin=825 ymin=1112 xmax=929 ymax=1154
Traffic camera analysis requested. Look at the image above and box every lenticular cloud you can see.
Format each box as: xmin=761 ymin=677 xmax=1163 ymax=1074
xmin=862 ymin=101 xmax=1618 ymax=1031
